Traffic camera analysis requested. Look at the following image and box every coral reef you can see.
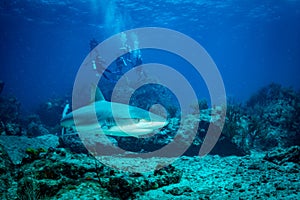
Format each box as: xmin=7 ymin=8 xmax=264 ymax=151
xmin=246 ymin=83 xmax=300 ymax=150
xmin=0 ymin=144 xmax=13 ymax=198
xmin=264 ymin=146 xmax=300 ymax=165
xmin=0 ymin=95 xmax=20 ymax=124
xmin=0 ymin=94 xmax=23 ymax=136
xmin=1 ymin=143 xmax=299 ymax=199
xmin=0 ymin=83 xmax=299 ymax=199
xmin=1 ymin=145 xmax=183 ymax=199
xmin=0 ymin=134 xmax=59 ymax=164
xmin=26 ymin=121 xmax=50 ymax=137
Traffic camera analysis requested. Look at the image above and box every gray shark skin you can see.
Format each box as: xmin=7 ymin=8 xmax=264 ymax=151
xmin=60 ymin=100 xmax=167 ymax=137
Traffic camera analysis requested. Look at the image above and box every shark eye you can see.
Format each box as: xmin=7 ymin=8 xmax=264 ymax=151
xmin=132 ymin=118 xmax=140 ymax=123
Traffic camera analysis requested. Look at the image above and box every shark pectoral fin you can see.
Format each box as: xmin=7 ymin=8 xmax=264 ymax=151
xmin=108 ymin=125 xmax=154 ymax=137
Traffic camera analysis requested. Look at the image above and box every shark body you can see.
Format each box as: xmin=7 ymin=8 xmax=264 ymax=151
xmin=60 ymin=89 xmax=167 ymax=137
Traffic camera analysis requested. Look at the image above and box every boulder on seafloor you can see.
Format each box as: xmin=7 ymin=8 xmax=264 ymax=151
xmin=1 ymin=122 xmax=22 ymax=136
xmin=26 ymin=121 xmax=50 ymax=137
xmin=0 ymin=134 xmax=60 ymax=164
xmin=264 ymin=146 xmax=300 ymax=165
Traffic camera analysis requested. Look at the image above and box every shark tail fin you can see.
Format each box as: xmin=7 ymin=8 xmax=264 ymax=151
xmin=60 ymin=103 xmax=70 ymax=138
xmin=62 ymin=104 xmax=70 ymax=118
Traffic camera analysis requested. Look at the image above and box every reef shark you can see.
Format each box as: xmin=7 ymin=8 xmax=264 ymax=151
xmin=60 ymin=87 xmax=167 ymax=137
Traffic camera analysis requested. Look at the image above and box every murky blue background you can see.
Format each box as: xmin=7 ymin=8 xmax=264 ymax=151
xmin=1 ymin=0 xmax=299 ymax=112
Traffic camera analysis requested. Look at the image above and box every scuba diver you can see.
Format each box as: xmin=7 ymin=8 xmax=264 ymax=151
xmin=89 ymin=38 xmax=99 ymax=51
xmin=116 ymin=50 xmax=143 ymax=70
xmin=89 ymin=38 xmax=112 ymax=80
xmin=133 ymin=54 xmax=143 ymax=67
xmin=89 ymin=38 xmax=143 ymax=83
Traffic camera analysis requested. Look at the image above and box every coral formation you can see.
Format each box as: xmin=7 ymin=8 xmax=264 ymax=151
xmin=1 ymin=145 xmax=183 ymax=199
xmin=0 ymin=83 xmax=299 ymax=199
xmin=246 ymin=83 xmax=300 ymax=149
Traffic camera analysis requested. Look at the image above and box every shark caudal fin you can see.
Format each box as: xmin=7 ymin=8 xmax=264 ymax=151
xmin=60 ymin=103 xmax=70 ymax=137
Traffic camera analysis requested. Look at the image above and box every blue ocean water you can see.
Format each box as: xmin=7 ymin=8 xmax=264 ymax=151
xmin=1 ymin=0 xmax=300 ymax=112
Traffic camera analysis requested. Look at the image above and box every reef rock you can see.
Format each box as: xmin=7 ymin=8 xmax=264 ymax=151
xmin=0 ymin=145 xmax=183 ymax=199
xmin=0 ymin=134 xmax=60 ymax=164
xmin=246 ymin=83 xmax=300 ymax=150
xmin=0 ymin=144 xmax=13 ymax=198
xmin=264 ymin=146 xmax=300 ymax=165
xmin=27 ymin=121 xmax=50 ymax=137
xmin=0 ymin=96 xmax=20 ymax=123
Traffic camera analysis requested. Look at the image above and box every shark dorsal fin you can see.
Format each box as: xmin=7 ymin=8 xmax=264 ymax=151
xmin=91 ymin=83 xmax=105 ymax=102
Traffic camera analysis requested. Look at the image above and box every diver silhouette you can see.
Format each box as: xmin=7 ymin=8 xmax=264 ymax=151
xmin=89 ymin=39 xmax=143 ymax=83
xmin=89 ymin=38 xmax=98 ymax=51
